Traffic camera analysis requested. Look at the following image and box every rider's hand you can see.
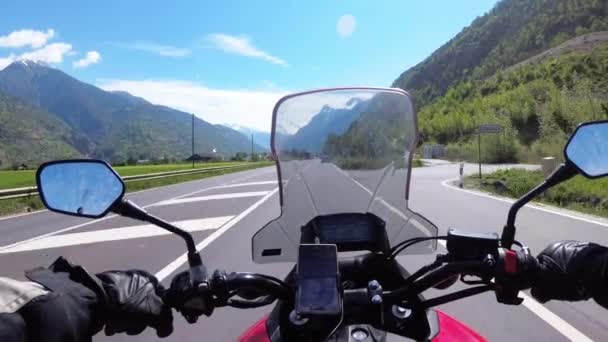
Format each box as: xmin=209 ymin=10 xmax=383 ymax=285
xmin=531 ymin=241 xmax=607 ymax=303
xmin=96 ymin=270 xmax=173 ymax=337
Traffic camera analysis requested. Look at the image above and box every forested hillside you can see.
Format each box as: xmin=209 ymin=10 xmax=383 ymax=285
xmin=393 ymin=0 xmax=608 ymax=107
xmin=0 ymin=92 xmax=82 ymax=167
xmin=392 ymin=0 xmax=608 ymax=163
xmin=420 ymin=38 xmax=608 ymax=162
xmin=0 ymin=61 xmax=260 ymax=166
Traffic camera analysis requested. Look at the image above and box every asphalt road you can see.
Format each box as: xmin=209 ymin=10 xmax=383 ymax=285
xmin=0 ymin=162 xmax=607 ymax=341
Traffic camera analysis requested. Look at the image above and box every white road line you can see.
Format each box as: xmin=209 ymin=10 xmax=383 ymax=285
xmin=0 ymin=215 xmax=119 ymax=252
xmin=153 ymin=191 xmax=270 ymax=206
xmin=211 ymin=181 xmax=277 ymax=189
xmin=155 ymin=187 xmax=279 ymax=281
xmin=436 ymin=204 xmax=594 ymax=341
xmin=0 ymin=209 xmax=48 ymax=221
xmin=0 ymin=216 xmax=234 ymax=254
xmin=0 ymin=169 xmax=274 ymax=251
xmin=519 ymin=292 xmax=593 ymax=342
xmin=332 ymin=165 xmax=410 ymax=221
xmin=442 ymin=178 xmax=608 ymax=227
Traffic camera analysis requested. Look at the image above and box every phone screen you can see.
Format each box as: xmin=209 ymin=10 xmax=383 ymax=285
xmin=296 ymin=244 xmax=341 ymax=316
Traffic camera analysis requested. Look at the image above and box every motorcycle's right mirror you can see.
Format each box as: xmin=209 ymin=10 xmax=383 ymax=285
xmin=564 ymin=120 xmax=608 ymax=179
xmin=502 ymin=120 xmax=608 ymax=248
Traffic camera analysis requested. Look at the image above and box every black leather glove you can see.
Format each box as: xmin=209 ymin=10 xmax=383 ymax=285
xmin=531 ymin=241 xmax=608 ymax=304
xmin=97 ymin=270 xmax=173 ymax=337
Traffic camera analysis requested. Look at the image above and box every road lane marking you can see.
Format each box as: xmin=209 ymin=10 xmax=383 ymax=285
xmin=331 ymin=165 xmax=410 ymax=221
xmin=153 ymin=191 xmax=270 ymax=206
xmin=519 ymin=292 xmax=593 ymax=342
xmin=0 ymin=168 xmax=275 ymax=251
xmin=0 ymin=216 xmax=234 ymax=254
xmin=436 ymin=226 xmax=593 ymax=341
xmin=442 ymin=178 xmax=608 ymax=228
xmin=211 ymin=181 xmax=277 ymax=189
xmin=0 ymin=209 xmax=48 ymax=221
xmin=155 ymin=187 xmax=279 ymax=281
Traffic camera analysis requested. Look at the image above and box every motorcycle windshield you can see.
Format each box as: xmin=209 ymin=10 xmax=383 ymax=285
xmin=253 ymin=88 xmax=437 ymax=263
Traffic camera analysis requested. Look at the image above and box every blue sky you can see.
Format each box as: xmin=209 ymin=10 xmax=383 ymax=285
xmin=0 ymin=0 xmax=497 ymax=131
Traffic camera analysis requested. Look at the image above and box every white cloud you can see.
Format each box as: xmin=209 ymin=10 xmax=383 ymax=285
xmin=0 ymin=53 xmax=16 ymax=70
xmin=19 ymin=42 xmax=72 ymax=64
xmin=0 ymin=29 xmax=55 ymax=49
xmin=119 ymin=42 xmax=191 ymax=57
xmin=337 ymin=15 xmax=356 ymax=38
xmin=98 ymin=79 xmax=287 ymax=132
xmin=207 ymin=33 xmax=288 ymax=67
xmin=73 ymin=50 xmax=101 ymax=68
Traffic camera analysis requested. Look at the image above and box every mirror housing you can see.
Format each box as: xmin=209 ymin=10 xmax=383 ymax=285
xmin=564 ymin=120 xmax=608 ymax=179
xmin=36 ymin=160 xmax=125 ymax=218
xmin=502 ymin=119 xmax=608 ymax=248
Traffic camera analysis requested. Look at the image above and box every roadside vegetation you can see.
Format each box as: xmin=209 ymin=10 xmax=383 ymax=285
xmin=422 ymin=43 xmax=608 ymax=164
xmin=394 ymin=0 xmax=608 ymax=107
xmin=0 ymin=161 xmax=248 ymax=190
xmin=0 ymin=162 xmax=272 ymax=217
xmin=466 ymin=168 xmax=608 ymax=217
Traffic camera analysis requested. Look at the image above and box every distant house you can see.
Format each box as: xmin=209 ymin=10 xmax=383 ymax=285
xmin=185 ymin=153 xmax=221 ymax=163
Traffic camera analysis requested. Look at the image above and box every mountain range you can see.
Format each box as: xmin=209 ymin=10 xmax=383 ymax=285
xmin=221 ymin=123 xmax=270 ymax=151
xmin=0 ymin=61 xmax=262 ymax=167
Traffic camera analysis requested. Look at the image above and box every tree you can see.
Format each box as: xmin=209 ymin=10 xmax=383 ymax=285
xmin=232 ymin=152 xmax=247 ymax=161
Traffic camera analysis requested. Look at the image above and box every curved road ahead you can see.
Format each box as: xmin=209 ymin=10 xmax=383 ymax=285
xmin=0 ymin=163 xmax=606 ymax=341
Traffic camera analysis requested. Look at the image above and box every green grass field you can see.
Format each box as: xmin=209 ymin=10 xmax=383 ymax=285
xmin=466 ymin=168 xmax=608 ymax=218
xmin=0 ymin=162 xmax=246 ymax=190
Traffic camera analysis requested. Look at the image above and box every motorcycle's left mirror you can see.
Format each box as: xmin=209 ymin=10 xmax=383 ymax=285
xmin=36 ymin=160 xmax=125 ymax=219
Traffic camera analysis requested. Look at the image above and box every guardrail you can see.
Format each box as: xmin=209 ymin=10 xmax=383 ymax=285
xmin=0 ymin=163 xmax=259 ymax=200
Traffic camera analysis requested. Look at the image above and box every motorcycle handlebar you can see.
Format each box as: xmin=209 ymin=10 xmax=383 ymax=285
xmin=385 ymin=260 xmax=492 ymax=300
xmin=168 ymin=245 xmax=539 ymax=322
xmin=224 ymin=272 xmax=292 ymax=300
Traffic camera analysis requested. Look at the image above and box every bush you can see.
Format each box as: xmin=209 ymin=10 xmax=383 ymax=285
xmin=469 ymin=168 xmax=608 ymax=217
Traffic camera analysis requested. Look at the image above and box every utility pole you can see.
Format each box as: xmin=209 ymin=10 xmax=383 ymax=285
xmin=192 ymin=113 xmax=195 ymax=168
xmin=478 ymin=129 xmax=482 ymax=179
xmin=251 ymin=133 xmax=254 ymax=162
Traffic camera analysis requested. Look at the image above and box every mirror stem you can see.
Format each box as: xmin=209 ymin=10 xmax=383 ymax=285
xmin=112 ymin=200 xmax=202 ymax=266
xmin=502 ymin=163 xmax=577 ymax=248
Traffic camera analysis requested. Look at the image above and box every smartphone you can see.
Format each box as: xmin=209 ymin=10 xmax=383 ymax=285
xmin=295 ymin=244 xmax=342 ymax=316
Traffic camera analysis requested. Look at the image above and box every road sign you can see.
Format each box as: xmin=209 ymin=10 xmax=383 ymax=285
xmin=479 ymin=124 xmax=503 ymax=134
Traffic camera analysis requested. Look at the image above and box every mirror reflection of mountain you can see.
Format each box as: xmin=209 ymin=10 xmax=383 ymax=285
xmin=280 ymin=97 xmax=371 ymax=153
